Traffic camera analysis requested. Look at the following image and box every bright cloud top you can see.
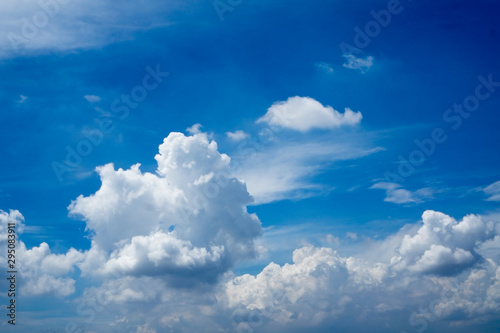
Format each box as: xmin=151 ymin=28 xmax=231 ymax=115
xmin=68 ymin=132 xmax=262 ymax=285
xmin=256 ymin=96 xmax=362 ymax=132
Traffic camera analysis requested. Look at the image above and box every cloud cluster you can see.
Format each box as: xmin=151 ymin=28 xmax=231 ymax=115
xmin=256 ymin=96 xmax=362 ymax=132
xmin=218 ymin=210 xmax=500 ymax=332
xmin=73 ymin=210 xmax=499 ymax=332
xmin=69 ymin=132 xmax=262 ymax=284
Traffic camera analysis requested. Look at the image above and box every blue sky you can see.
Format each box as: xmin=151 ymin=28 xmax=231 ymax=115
xmin=1 ymin=0 xmax=500 ymax=332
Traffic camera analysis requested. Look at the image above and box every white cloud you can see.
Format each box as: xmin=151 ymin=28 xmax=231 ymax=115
xmin=484 ymin=180 xmax=500 ymax=201
xmin=0 ymin=0 xmax=176 ymax=58
xmin=256 ymin=96 xmax=362 ymax=132
xmin=186 ymin=123 xmax=203 ymax=135
xmin=226 ymin=130 xmax=249 ymax=141
xmin=370 ymin=182 xmax=434 ymax=204
xmin=234 ymin=139 xmax=381 ymax=204
xmin=218 ymin=210 xmax=500 ymax=332
xmin=342 ymin=54 xmax=374 ymax=73
xmin=84 ymin=94 xmax=101 ymax=103
xmin=68 ymin=132 xmax=262 ymax=284
xmin=393 ymin=210 xmax=496 ymax=275
xmin=8 ymin=206 xmax=500 ymax=332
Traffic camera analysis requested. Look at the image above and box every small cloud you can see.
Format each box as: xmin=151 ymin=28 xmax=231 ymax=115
xmin=226 ymin=130 xmax=249 ymax=142
xmin=342 ymin=54 xmax=374 ymax=73
xmin=17 ymin=95 xmax=27 ymax=103
xmin=315 ymin=62 xmax=334 ymax=73
xmin=370 ymin=182 xmax=434 ymax=204
xmin=256 ymin=96 xmax=362 ymax=132
xmin=484 ymin=180 xmax=500 ymax=201
xmin=186 ymin=123 xmax=203 ymax=135
xmin=323 ymin=234 xmax=340 ymax=245
xmin=84 ymin=95 xmax=101 ymax=103
xmin=346 ymin=232 xmax=358 ymax=240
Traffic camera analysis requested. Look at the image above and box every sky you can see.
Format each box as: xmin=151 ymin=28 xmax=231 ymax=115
xmin=1 ymin=0 xmax=500 ymax=332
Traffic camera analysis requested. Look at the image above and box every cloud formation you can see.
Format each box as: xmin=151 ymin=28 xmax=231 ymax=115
xmin=256 ymin=96 xmax=362 ymax=132
xmin=370 ymin=182 xmax=434 ymax=204
xmin=484 ymin=180 xmax=500 ymax=201
xmin=342 ymin=54 xmax=374 ymax=73
xmin=69 ymin=132 xmax=262 ymax=285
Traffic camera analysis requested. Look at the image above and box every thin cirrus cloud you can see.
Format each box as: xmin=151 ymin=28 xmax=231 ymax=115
xmin=484 ymin=180 xmax=500 ymax=201
xmin=370 ymin=182 xmax=434 ymax=204
xmin=256 ymin=96 xmax=362 ymax=132
xmin=0 ymin=0 xmax=178 ymax=58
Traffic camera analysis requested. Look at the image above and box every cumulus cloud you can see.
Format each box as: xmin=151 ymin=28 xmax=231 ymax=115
xmin=8 ymin=205 xmax=500 ymax=332
xmin=342 ymin=54 xmax=374 ymax=73
xmin=226 ymin=130 xmax=249 ymax=141
xmin=370 ymin=182 xmax=434 ymax=204
xmin=0 ymin=210 xmax=83 ymax=296
xmin=484 ymin=180 xmax=500 ymax=201
xmin=19 ymin=242 xmax=84 ymax=296
xmin=217 ymin=210 xmax=500 ymax=332
xmin=393 ymin=210 xmax=496 ymax=275
xmin=256 ymin=96 xmax=362 ymax=132
xmin=69 ymin=132 xmax=262 ymax=285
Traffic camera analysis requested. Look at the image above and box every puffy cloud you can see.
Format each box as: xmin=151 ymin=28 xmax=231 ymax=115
xmin=19 ymin=242 xmax=84 ymax=296
xmin=393 ymin=210 xmax=495 ymax=275
xmin=0 ymin=209 xmax=24 ymax=239
xmin=484 ymin=180 xmax=500 ymax=201
xmin=226 ymin=130 xmax=249 ymax=141
xmin=370 ymin=182 xmax=434 ymax=204
xmin=69 ymin=132 xmax=262 ymax=284
xmin=256 ymin=96 xmax=362 ymax=132
xmin=217 ymin=210 xmax=500 ymax=332
xmin=342 ymin=54 xmax=374 ymax=73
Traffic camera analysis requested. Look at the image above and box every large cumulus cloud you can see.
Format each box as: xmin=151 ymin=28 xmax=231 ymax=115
xmin=69 ymin=132 xmax=262 ymax=284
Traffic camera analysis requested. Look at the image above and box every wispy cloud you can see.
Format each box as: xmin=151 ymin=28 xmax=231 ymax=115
xmin=370 ymin=182 xmax=434 ymax=204
xmin=484 ymin=180 xmax=500 ymax=201
xmin=315 ymin=61 xmax=334 ymax=73
xmin=342 ymin=54 xmax=374 ymax=73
